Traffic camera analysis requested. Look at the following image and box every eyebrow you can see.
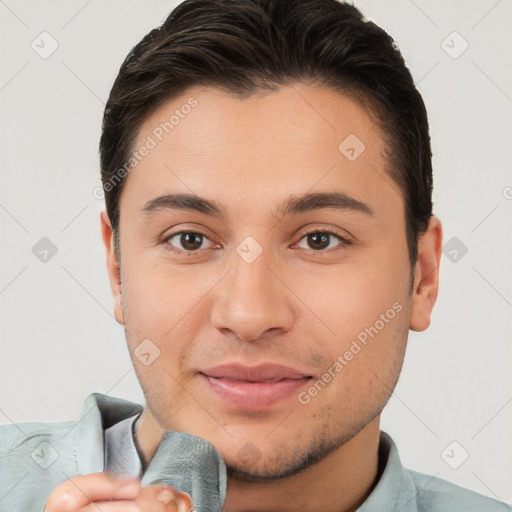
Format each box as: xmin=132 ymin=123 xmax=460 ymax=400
xmin=140 ymin=191 xmax=374 ymax=219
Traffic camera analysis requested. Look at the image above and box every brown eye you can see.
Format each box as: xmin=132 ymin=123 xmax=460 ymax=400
xmin=307 ymin=233 xmax=331 ymax=250
xmin=166 ymin=231 xmax=208 ymax=252
xmin=295 ymin=230 xmax=350 ymax=252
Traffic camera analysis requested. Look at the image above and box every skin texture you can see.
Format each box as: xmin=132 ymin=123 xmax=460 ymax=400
xmin=100 ymin=83 xmax=442 ymax=511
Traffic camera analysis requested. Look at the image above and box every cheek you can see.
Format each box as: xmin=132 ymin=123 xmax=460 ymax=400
xmin=292 ymin=262 xmax=410 ymax=401
xmin=290 ymin=261 xmax=406 ymax=342
xmin=300 ymin=307 xmax=409 ymax=423
xmin=121 ymin=261 xmax=184 ymax=333
xmin=121 ymin=262 xmax=206 ymax=371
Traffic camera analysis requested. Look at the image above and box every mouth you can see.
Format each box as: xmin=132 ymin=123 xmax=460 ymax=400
xmin=198 ymin=363 xmax=313 ymax=411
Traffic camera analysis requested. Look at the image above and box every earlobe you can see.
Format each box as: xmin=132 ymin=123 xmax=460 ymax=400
xmin=410 ymin=216 xmax=443 ymax=332
xmin=100 ymin=211 xmax=124 ymax=325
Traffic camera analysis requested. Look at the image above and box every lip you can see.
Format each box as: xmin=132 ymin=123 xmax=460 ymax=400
xmin=199 ymin=363 xmax=312 ymax=410
xmin=201 ymin=363 xmax=310 ymax=381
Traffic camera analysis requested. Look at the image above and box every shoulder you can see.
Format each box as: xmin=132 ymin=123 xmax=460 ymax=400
xmin=0 ymin=392 xmax=143 ymax=457
xmin=0 ymin=392 xmax=144 ymax=510
xmin=0 ymin=418 xmax=81 ymax=510
xmin=0 ymin=418 xmax=77 ymax=457
xmin=406 ymin=468 xmax=511 ymax=511
xmin=372 ymin=431 xmax=510 ymax=512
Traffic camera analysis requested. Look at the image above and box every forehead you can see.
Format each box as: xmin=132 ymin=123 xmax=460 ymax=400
xmin=135 ymin=83 xmax=380 ymax=159
xmin=122 ymin=83 xmax=398 ymax=218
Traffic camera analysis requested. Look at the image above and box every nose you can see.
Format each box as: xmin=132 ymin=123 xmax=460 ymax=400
xmin=210 ymin=245 xmax=295 ymax=342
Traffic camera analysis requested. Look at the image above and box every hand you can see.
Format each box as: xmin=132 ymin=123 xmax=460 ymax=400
xmin=44 ymin=471 xmax=195 ymax=511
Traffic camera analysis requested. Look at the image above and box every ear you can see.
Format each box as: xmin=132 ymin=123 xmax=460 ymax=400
xmin=410 ymin=215 xmax=443 ymax=332
xmin=100 ymin=211 xmax=124 ymax=325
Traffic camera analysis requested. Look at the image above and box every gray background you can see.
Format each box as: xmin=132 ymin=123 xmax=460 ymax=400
xmin=1 ymin=0 xmax=511 ymax=503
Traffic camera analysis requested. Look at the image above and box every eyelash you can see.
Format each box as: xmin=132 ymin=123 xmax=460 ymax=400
xmin=162 ymin=229 xmax=352 ymax=256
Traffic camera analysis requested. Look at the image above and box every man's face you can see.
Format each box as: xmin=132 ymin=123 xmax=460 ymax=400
xmin=107 ymin=84 xmax=417 ymax=479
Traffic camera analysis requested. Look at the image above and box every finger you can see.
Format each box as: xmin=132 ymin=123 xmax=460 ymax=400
xmin=175 ymin=491 xmax=194 ymax=512
xmin=155 ymin=489 xmax=181 ymax=511
xmin=44 ymin=472 xmax=141 ymax=511
xmin=154 ymin=489 xmax=194 ymax=512
xmin=136 ymin=485 xmax=181 ymax=511
xmin=79 ymin=501 xmax=143 ymax=512
xmin=135 ymin=485 xmax=194 ymax=512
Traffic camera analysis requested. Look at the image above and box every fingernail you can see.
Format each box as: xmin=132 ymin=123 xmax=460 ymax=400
xmin=157 ymin=489 xmax=175 ymax=506
xmin=178 ymin=500 xmax=192 ymax=512
xmin=177 ymin=492 xmax=193 ymax=512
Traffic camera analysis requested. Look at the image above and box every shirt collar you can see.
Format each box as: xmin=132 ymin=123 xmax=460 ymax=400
xmin=357 ymin=430 xmax=408 ymax=512
xmin=76 ymin=393 xmax=412 ymax=511
xmin=77 ymin=393 xmax=144 ymax=475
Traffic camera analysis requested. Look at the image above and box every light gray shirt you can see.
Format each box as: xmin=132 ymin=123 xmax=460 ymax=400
xmin=0 ymin=392 xmax=509 ymax=511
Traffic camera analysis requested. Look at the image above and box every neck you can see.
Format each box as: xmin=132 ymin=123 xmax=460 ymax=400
xmin=133 ymin=408 xmax=165 ymax=474
xmin=135 ymin=413 xmax=381 ymax=512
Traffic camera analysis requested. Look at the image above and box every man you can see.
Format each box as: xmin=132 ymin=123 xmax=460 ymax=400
xmin=0 ymin=0 xmax=509 ymax=510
